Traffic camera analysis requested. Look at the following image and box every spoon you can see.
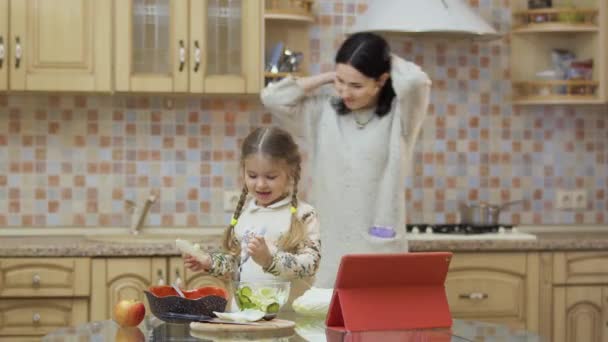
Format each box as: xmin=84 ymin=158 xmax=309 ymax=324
xmin=172 ymin=283 xmax=186 ymax=298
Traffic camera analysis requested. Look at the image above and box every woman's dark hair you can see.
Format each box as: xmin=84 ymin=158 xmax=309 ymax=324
xmin=334 ymin=32 xmax=395 ymax=116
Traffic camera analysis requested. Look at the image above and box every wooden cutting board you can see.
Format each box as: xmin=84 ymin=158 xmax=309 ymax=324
xmin=190 ymin=319 xmax=295 ymax=339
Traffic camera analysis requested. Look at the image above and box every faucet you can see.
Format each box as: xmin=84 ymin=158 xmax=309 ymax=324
xmin=128 ymin=192 xmax=158 ymax=235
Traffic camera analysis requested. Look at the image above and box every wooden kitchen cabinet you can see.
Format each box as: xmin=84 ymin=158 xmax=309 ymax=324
xmin=0 ymin=299 xmax=88 ymax=339
xmin=510 ymin=0 xmax=607 ymax=104
xmin=168 ymin=257 xmax=229 ymax=291
xmin=115 ymin=0 xmax=263 ymax=94
xmin=90 ymin=257 xmax=167 ymax=321
xmin=91 ymin=257 xmax=230 ymax=321
xmin=446 ymin=252 xmax=540 ymax=332
xmin=553 ymin=286 xmax=608 ymax=342
xmin=6 ymin=0 xmax=111 ymax=91
xmin=551 ymin=252 xmax=608 ymax=342
xmin=0 ymin=258 xmax=90 ymax=341
xmin=0 ymin=0 xmax=7 ymax=91
xmin=263 ymin=0 xmax=314 ymax=85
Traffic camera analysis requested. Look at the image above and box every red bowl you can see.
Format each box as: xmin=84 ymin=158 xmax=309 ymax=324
xmin=148 ymin=285 xmax=228 ymax=300
xmin=144 ymin=285 xmax=228 ymax=323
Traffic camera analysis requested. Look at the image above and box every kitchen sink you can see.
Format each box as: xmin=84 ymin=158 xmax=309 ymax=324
xmin=85 ymin=234 xmax=204 ymax=244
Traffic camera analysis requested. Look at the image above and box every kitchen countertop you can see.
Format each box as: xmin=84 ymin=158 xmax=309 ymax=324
xmin=42 ymin=311 xmax=541 ymax=342
xmin=1 ymin=225 xmax=608 ymax=256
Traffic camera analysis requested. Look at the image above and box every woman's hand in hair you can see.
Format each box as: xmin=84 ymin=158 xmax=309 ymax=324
xmin=247 ymin=236 xmax=274 ymax=269
xmin=296 ymin=71 xmax=336 ymax=93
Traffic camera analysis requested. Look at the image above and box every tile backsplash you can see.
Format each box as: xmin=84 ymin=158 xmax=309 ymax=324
xmin=0 ymin=0 xmax=606 ymax=228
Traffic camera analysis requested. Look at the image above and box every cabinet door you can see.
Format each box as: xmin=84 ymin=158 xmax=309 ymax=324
xmin=115 ymin=0 xmax=189 ymax=92
xmin=9 ymin=0 xmax=111 ymax=91
xmin=553 ymin=286 xmax=608 ymax=342
xmin=90 ymin=258 xmax=167 ymax=321
xmin=189 ymin=0 xmax=262 ymax=93
xmin=0 ymin=0 xmax=7 ymax=90
xmin=168 ymin=257 xmax=228 ymax=291
xmin=0 ymin=299 xmax=88 ymax=337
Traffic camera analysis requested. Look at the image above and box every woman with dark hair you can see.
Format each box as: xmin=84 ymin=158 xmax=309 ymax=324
xmin=261 ymin=32 xmax=431 ymax=288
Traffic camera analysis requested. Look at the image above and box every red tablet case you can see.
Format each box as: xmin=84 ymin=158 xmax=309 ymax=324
xmin=325 ymin=252 xmax=453 ymax=332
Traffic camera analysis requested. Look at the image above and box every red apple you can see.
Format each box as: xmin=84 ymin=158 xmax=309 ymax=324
xmin=115 ymin=327 xmax=145 ymax=342
xmin=113 ymin=299 xmax=145 ymax=327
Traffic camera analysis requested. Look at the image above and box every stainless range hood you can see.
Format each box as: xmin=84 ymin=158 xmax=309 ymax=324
xmin=348 ymin=0 xmax=501 ymax=41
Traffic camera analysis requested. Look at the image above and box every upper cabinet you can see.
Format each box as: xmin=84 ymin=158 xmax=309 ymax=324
xmin=0 ymin=0 xmax=7 ymax=91
xmin=510 ymin=0 xmax=607 ymax=104
xmin=8 ymin=0 xmax=112 ymax=92
xmin=115 ymin=0 xmax=263 ymax=94
xmin=263 ymin=0 xmax=314 ymax=86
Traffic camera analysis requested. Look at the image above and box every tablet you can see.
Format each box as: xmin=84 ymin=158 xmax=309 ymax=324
xmin=326 ymin=252 xmax=453 ymax=332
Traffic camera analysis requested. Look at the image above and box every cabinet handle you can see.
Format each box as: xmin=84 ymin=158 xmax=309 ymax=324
xmin=0 ymin=36 xmax=4 ymax=68
xmin=157 ymin=269 xmax=165 ymax=285
xmin=459 ymin=292 xmax=488 ymax=300
xmin=32 ymin=274 xmax=41 ymax=286
xmin=178 ymin=40 xmax=185 ymax=72
xmin=14 ymin=36 xmax=22 ymax=69
xmin=32 ymin=313 xmax=41 ymax=323
xmin=193 ymin=41 xmax=201 ymax=72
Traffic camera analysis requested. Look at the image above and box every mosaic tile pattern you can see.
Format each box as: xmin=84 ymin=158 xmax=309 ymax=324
xmin=0 ymin=0 xmax=606 ymax=227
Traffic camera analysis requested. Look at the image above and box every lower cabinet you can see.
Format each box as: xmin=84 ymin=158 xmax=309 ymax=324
xmin=445 ymin=252 xmax=540 ymax=332
xmin=90 ymin=257 xmax=229 ymax=321
xmin=549 ymin=252 xmax=608 ymax=342
xmin=0 ymin=299 xmax=88 ymax=338
xmin=90 ymin=257 xmax=167 ymax=321
xmin=0 ymin=258 xmax=90 ymax=341
xmin=168 ymin=257 xmax=229 ymax=290
xmin=553 ymin=286 xmax=608 ymax=342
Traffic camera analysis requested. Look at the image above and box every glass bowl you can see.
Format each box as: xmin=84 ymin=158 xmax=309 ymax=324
xmin=233 ymin=280 xmax=291 ymax=313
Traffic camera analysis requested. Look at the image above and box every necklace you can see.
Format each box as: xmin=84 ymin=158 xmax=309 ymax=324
xmin=353 ymin=112 xmax=374 ymax=129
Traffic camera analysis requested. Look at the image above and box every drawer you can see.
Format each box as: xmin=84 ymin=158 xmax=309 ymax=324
xmin=553 ymin=252 xmax=608 ymax=284
xmin=0 ymin=299 xmax=88 ymax=336
xmin=0 ymin=258 xmax=90 ymax=297
xmin=446 ymin=271 xmax=525 ymax=318
xmin=446 ymin=253 xmax=527 ymax=324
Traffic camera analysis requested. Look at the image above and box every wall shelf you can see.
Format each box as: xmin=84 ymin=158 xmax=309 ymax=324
xmin=510 ymin=0 xmax=607 ymax=105
xmin=263 ymin=0 xmax=314 ymax=85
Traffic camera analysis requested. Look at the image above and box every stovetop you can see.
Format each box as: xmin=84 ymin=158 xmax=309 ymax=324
xmin=406 ymin=223 xmax=513 ymax=235
xmin=405 ymin=223 xmax=536 ymax=240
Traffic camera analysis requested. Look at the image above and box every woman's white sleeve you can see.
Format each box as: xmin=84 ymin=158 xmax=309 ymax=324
xmin=263 ymin=211 xmax=321 ymax=279
xmin=260 ymin=77 xmax=326 ymax=138
xmin=390 ymin=55 xmax=432 ymax=150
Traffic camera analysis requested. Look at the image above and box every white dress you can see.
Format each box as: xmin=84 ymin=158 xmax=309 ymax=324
xmin=260 ymin=56 xmax=431 ymax=288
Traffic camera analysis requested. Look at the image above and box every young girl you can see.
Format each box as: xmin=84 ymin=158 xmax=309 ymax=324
xmin=261 ymin=32 xmax=431 ymax=288
xmin=183 ymin=126 xmax=321 ymax=308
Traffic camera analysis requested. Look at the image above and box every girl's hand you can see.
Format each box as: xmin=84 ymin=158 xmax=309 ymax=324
xmin=247 ymin=236 xmax=273 ymax=269
xmin=183 ymin=253 xmax=210 ymax=272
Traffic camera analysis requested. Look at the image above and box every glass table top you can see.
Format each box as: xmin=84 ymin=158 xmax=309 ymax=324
xmin=42 ymin=312 xmax=542 ymax=342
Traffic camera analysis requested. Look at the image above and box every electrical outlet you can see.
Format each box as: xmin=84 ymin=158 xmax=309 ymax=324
xmin=555 ymin=189 xmax=587 ymax=210
xmin=555 ymin=189 xmax=573 ymax=210
xmin=223 ymin=190 xmax=241 ymax=212
xmin=572 ymin=190 xmax=587 ymax=210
